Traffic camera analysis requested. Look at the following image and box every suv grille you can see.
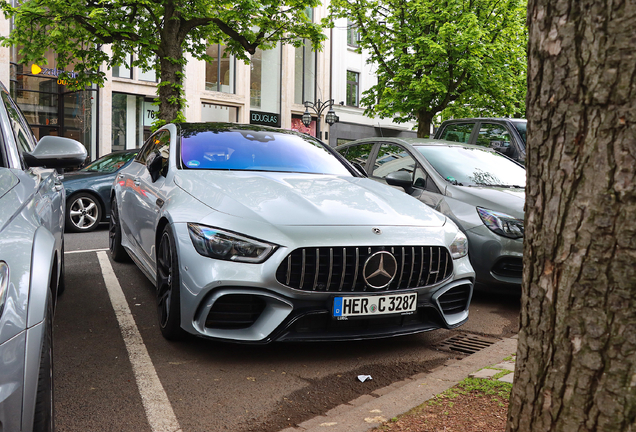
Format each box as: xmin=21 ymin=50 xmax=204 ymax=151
xmin=276 ymin=246 xmax=453 ymax=292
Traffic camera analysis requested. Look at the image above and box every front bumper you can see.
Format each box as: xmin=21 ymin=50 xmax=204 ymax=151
xmin=173 ymin=223 xmax=475 ymax=343
xmin=465 ymin=225 xmax=523 ymax=290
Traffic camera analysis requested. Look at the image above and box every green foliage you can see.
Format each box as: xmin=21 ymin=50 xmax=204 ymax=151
xmin=330 ymin=0 xmax=527 ymax=135
xmin=1 ymin=0 xmax=327 ymax=123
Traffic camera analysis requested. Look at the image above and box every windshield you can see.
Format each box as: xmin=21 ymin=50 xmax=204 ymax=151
xmin=511 ymin=121 xmax=527 ymax=146
xmin=81 ymin=151 xmax=136 ymax=173
xmin=180 ymin=129 xmax=352 ymax=175
xmin=416 ymin=145 xmax=526 ymax=188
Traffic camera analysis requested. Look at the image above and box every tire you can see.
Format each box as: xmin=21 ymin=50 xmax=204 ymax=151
xmin=33 ymin=296 xmax=54 ymax=432
xmin=109 ymin=197 xmax=130 ymax=262
xmin=156 ymin=225 xmax=187 ymax=341
xmin=66 ymin=192 xmax=102 ymax=233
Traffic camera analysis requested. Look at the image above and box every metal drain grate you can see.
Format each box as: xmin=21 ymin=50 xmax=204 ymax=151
xmin=434 ymin=333 xmax=500 ymax=355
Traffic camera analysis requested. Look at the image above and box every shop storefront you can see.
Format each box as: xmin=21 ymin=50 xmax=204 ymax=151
xmin=10 ymin=51 xmax=98 ymax=159
xmin=112 ymin=93 xmax=156 ymax=151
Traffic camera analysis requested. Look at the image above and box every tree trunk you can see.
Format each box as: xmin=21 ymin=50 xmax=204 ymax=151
xmin=157 ymin=7 xmax=185 ymax=124
xmin=416 ymin=110 xmax=433 ymax=138
xmin=507 ymin=1 xmax=636 ymax=431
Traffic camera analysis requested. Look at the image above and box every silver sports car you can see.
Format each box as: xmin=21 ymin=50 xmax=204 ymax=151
xmin=110 ymin=123 xmax=475 ymax=342
xmin=0 ymin=81 xmax=86 ymax=431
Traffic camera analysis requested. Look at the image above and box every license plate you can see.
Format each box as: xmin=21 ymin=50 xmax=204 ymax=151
xmin=333 ymin=293 xmax=417 ymax=317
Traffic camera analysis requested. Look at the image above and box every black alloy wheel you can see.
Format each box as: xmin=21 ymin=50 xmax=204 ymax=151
xmin=109 ymin=198 xmax=130 ymax=262
xmin=156 ymin=225 xmax=186 ymax=340
xmin=66 ymin=193 xmax=102 ymax=232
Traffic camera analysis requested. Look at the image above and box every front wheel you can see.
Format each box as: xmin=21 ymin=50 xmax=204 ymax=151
xmin=66 ymin=193 xmax=101 ymax=232
xmin=33 ymin=295 xmax=54 ymax=432
xmin=156 ymin=225 xmax=186 ymax=340
xmin=109 ymin=197 xmax=130 ymax=262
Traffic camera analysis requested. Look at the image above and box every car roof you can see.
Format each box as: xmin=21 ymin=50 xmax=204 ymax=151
xmin=339 ymin=137 xmax=499 ymax=153
xmin=440 ymin=117 xmax=526 ymax=123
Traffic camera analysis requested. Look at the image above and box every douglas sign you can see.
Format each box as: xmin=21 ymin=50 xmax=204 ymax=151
xmin=250 ymin=111 xmax=281 ymax=128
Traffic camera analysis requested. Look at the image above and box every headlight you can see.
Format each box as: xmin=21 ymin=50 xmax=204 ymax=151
xmin=0 ymin=261 xmax=8 ymax=318
xmin=449 ymin=231 xmax=468 ymax=259
xmin=477 ymin=207 xmax=524 ymax=239
xmin=188 ymin=224 xmax=277 ymax=263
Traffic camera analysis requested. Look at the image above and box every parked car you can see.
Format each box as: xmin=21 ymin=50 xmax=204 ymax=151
xmin=62 ymin=149 xmax=138 ymax=232
xmin=337 ymin=137 xmax=525 ymax=292
xmin=110 ymin=122 xmax=475 ymax=342
xmin=434 ymin=118 xmax=527 ymax=165
xmin=0 ymin=82 xmax=86 ymax=431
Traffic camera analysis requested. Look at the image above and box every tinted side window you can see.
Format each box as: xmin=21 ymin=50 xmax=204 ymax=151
xmin=137 ymin=130 xmax=169 ymax=165
xmin=439 ymin=123 xmax=474 ymax=143
xmin=1 ymin=90 xmax=36 ymax=154
xmin=372 ymin=144 xmax=426 ymax=186
xmin=339 ymin=143 xmax=374 ymax=170
xmin=476 ymin=123 xmax=512 ymax=151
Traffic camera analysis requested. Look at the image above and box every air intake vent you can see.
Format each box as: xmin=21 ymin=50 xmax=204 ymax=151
xmin=437 ymin=284 xmax=471 ymax=315
xmin=276 ymin=246 xmax=453 ymax=292
xmin=205 ymin=294 xmax=266 ymax=330
xmin=492 ymin=257 xmax=523 ymax=278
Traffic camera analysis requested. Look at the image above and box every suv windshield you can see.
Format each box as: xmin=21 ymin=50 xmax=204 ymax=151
xmin=417 ymin=145 xmax=526 ymax=188
xmin=81 ymin=151 xmax=136 ymax=173
xmin=181 ymin=129 xmax=352 ymax=175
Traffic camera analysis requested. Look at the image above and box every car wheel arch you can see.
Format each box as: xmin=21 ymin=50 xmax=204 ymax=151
xmin=155 ymin=217 xmax=171 ymax=264
xmin=26 ymin=226 xmax=57 ymax=329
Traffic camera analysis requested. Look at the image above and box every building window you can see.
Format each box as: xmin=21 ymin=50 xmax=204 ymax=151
xmin=201 ymin=103 xmax=238 ymax=122
xmin=294 ymin=39 xmax=316 ymax=105
xmin=138 ymin=58 xmax=157 ymax=82
xmin=205 ymin=45 xmax=235 ymax=93
xmin=346 ymin=71 xmax=359 ymax=107
xmin=347 ymin=19 xmax=360 ymax=47
xmin=112 ymin=55 xmax=133 ymax=79
xmin=250 ymin=45 xmax=281 ymax=114
xmin=112 ymin=93 xmax=151 ymax=151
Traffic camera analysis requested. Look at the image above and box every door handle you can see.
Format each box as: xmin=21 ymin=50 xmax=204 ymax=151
xmin=117 ymin=173 xmax=125 ymax=179
xmin=133 ymin=178 xmax=141 ymax=186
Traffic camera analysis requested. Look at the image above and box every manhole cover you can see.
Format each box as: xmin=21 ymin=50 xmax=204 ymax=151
xmin=434 ymin=333 xmax=500 ymax=355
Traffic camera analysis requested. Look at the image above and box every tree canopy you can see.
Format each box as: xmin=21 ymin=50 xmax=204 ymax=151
xmin=0 ymin=0 xmax=326 ymax=124
xmin=330 ymin=0 xmax=527 ymax=137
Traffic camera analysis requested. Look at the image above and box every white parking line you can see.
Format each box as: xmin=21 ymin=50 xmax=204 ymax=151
xmin=96 ymin=251 xmax=182 ymax=432
xmin=65 ymin=247 xmax=109 ymax=254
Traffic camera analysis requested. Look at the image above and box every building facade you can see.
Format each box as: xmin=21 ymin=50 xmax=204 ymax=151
xmin=0 ymin=5 xmax=415 ymax=162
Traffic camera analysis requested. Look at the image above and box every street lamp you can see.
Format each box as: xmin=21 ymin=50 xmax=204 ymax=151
xmin=301 ymin=99 xmax=339 ymax=140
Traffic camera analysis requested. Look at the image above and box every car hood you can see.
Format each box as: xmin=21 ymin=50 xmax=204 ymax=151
xmin=62 ymin=171 xmax=108 ymax=183
xmin=0 ymin=169 xmax=20 ymax=225
xmin=448 ymin=185 xmax=525 ymax=218
xmin=174 ymin=171 xmax=446 ymax=227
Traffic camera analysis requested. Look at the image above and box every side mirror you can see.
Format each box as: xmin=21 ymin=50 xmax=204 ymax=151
xmin=385 ymin=171 xmax=414 ymax=195
xmin=23 ymin=136 xmax=87 ymax=169
xmin=146 ymin=151 xmax=164 ymax=182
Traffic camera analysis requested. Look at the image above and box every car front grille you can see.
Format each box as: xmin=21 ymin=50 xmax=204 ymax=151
xmin=492 ymin=257 xmax=523 ymax=278
xmin=205 ymin=294 xmax=266 ymax=330
xmin=437 ymin=284 xmax=471 ymax=315
xmin=275 ymin=245 xmax=453 ymax=292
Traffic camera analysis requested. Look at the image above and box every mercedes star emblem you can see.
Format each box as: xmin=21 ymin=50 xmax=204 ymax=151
xmin=363 ymin=251 xmax=398 ymax=289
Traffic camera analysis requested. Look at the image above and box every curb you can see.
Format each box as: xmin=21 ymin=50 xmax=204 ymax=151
xmin=280 ymin=336 xmax=518 ymax=432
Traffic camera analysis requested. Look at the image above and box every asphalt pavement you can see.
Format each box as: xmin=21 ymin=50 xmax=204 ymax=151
xmin=280 ymin=336 xmax=518 ymax=432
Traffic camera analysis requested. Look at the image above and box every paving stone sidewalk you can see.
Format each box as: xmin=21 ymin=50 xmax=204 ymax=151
xmin=281 ymin=336 xmax=518 ymax=432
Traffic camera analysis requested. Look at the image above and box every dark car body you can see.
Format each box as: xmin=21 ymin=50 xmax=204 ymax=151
xmin=434 ymin=118 xmax=527 ymax=165
xmin=62 ymin=149 xmax=138 ymax=232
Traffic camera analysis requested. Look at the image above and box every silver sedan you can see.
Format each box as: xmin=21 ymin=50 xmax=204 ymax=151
xmin=109 ymin=123 xmax=475 ymax=342
xmin=0 ymin=81 xmax=86 ymax=431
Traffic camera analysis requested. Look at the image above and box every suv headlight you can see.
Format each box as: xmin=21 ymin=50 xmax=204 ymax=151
xmin=449 ymin=231 xmax=468 ymax=259
xmin=188 ymin=224 xmax=277 ymax=263
xmin=0 ymin=261 xmax=8 ymax=318
xmin=477 ymin=207 xmax=524 ymax=239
